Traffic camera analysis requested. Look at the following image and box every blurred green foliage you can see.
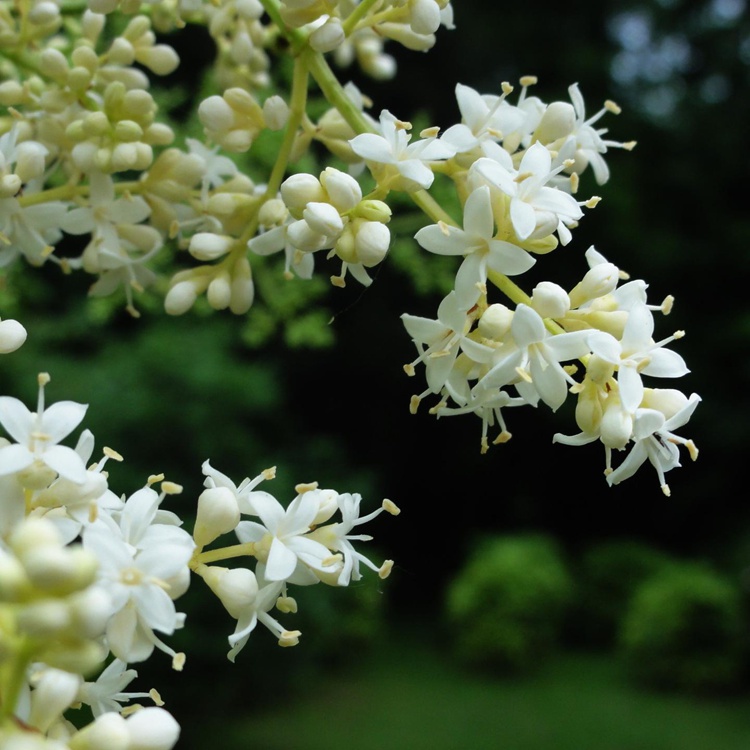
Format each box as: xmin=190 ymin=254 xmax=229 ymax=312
xmin=572 ymin=539 xmax=677 ymax=647
xmin=619 ymin=562 xmax=747 ymax=693
xmin=445 ymin=534 xmax=573 ymax=673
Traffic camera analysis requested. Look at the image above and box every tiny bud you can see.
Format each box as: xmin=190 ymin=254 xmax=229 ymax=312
xmin=310 ymin=17 xmax=345 ymax=53
xmin=410 ymin=0 xmax=441 ymax=35
xmin=320 ymin=167 xmax=362 ymax=212
xmin=280 ymin=173 xmax=325 ymax=215
xmin=164 ymin=280 xmax=199 ymax=316
xmin=0 ymin=318 xmax=27 ymax=353
xmin=530 ymin=281 xmax=570 ymax=319
xmin=194 ymin=487 xmax=240 ymax=546
xmin=199 ymin=95 xmax=235 ymax=133
xmin=263 ymin=95 xmax=289 ymax=131
xmin=354 ymin=221 xmax=390 ymax=266
xmin=229 ymin=257 xmax=254 ymax=314
xmin=478 ymin=303 xmax=513 ymax=340
xmin=188 ymin=232 xmax=234 ymax=261
xmin=303 ymin=202 xmax=343 ymax=237
xmin=534 ymin=101 xmax=576 ymax=144
xmin=202 ymin=566 xmax=258 ymax=618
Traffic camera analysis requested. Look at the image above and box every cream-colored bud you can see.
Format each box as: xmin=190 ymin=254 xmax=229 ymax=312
xmin=125 ymin=707 xmax=181 ymax=750
xmin=29 ymin=1 xmax=60 ymax=25
xmin=258 ymin=198 xmax=287 ymax=226
xmin=107 ymin=37 xmax=136 ymax=66
xmin=143 ymin=123 xmax=174 ymax=146
xmin=71 ymin=45 xmax=99 ymax=73
xmin=287 ymin=219 xmax=325 ymax=252
xmin=354 ymin=221 xmax=390 ymax=266
xmin=530 ymin=281 xmax=570 ymax=319
xmin=110 ymin=142 xmax=139 ymax=171
xmin=114 ymin=120 xmax=144 ymax=142
xmin=68 ymin=66 xmax=92 ymax=94
xmin=194 ymin=487 xmax=240 ymax=545
xmin=39 ymin=48 xmax=70 ymax=81
xmin=0 ymin=550 xmax=29 ymax=601
xmin=230 ymin=30 xmax=253 ymax=64
xmin=237 ymin=0 xmax=264 ymax=18
xmin=198 ymin=95 xmax=235 ymax=133
xmin=70 ymin=712 xmax=129 ymax=750
xmin=310 ymin=16 xmax=345 ymax=52
xmin=311 ymin=488 xmax=339 ymax=525
xmin=202 ymin=566 xmax=257 ymax=618
xmin=82 ymin=9 xmax=106 ymax=39
xmin=574 ymin=381 xmax=602 ymax=434
xmin=23 ymin=545 xmax=96 ymax=595
xmin=17 ymin=600 xmax=71 ymax=636
xmin=380 ymin=21 xmax=435 ymax=52
xmin=569 ymin=261 xmax=620 ymax=308
xmin=303 ymin=202 xmax=343 ymax=237
xmin=10 ymin=517 xmax=61 ymax=556
xmin=81 ymin=112 xmax=110 ymax=138
xmin=0 ymin=173 xmax=21 ymax=198
xmin=352 ymin=199 xmax=391 ymax=222
xmin=28 ymin=669 xmax=81 ymax=734
xmin=137 ymin=44 xmax=180 ymax=76
xmin=280 ymin=173 xmax=324 ymax=215
xmin=600 ymin=398 xmax=632 ymax=450
xmin=534 ymin=101 xmax=576 ymax=144
xmin=320 ymin=167 xmax=361 ymax=212
xmin=207 ymin=272 xmax=232 ymax=311
xmin=478 ymin=303 xmax=513 ymax=340
xmin=220 ymin=129 xmax=254 ymax=152
xmin=122 ymin=89 xmax=155 ymax=118
xmin=224 ymin=87 xmax=262 ymax=117
xmin=188 ymin=233 xmax=234 ymax=261
xmin=164 ymin=280 xmax=199 ymax=315
xmin=410 ymin=0 xmax=441 ymax=35
xmin=0 ymin=318 xmax=27 ymax=353
xmin=0 ymin=80 xmax=25 ymax=106
xmin=262 ymin=95 xmax=289 ymax=131
xmin=123 ymin=14 xmax=151 ymax=40
xmin=229 ymin=257 xmax=254 ymax=314
xmin=69 ymin=587 xmax=112 ymax=638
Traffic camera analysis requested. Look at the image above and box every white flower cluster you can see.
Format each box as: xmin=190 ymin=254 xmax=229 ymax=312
xmin=0 ymin=329 xmax=397 ymax=745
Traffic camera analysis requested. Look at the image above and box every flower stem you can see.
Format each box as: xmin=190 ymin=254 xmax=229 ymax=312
xmin=193 ymin=543 xmax=257 ymax=565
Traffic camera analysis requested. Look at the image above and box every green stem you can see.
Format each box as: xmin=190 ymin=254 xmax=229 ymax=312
xmin=257 ymin=0 xmax=308 ymax=52
xmin=0 ymin=638 xmax=34 ymax=722
xmin=193 ymin=543 xmax=257 ymax=565
xmin=302 ymin=47 xmax=376 ymax=135
xmin=342 ymin=0 xmax=382 ymax=36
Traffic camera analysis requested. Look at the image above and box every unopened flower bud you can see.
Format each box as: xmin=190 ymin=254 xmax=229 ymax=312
xmin=70 ymin=711 xmax=129 ymax=750
xmin=202 ymin=565 xmax=258 ymax=618
xmin=188 ymin=233 xmax=234 ymax=261
xmin=39 ymin=48 xmax=69 ymax=81
xmin=280 ymin=173 xmax=325 ymax=215
xmin=569 ymin=259 xmax=620 ymax=308
xmin=310 ymin=16 xmax=345 ymax=53
xmin=263 ymin=95 xmax=289 ymax=131
xmin=207 ymin=272 xmax=232 ymax=311
xmin=478 ymin=304 xmax=513 ymax=340
xmin=320 ymin=167 xmax=361 ymax=212
xmin=17 ymin=599 xmax=71 ymax=636
xmin=258 ymin=198 xmax=287 ymax=226
xmin=641 ymin=388 xmax=689 ymax=420
xmin=230 ymin=257 xmax=254 ymax=314
xmin=600 ymin=398 xmax=632 ymax=450
xmin=353 ymin=199 xmax=391 ymax=222
xmin=165 ymin=280 xmax=200 ymax=316
xmin=138 ymin=44 xmax=180 ymax=76
xmin=534 ymin=101 xmax=576 ymax=144
xmin=125 ymin=707 xmax=181 ymax=750
xmin=28 ymin=1 xmax=60 ymax=25
xmin=303 ymin=202 xmax=343 ymax=236
xmin=199 ymin=96 xmax=235 ymax=133
xmin=287 ymin=219 xmax=325 ymax=252
xmin=0 ymin=318 xmax=27 ymax=353
xmin=410 ymin=0 xmax=441 ymax=35
xmin=194 ymin=487 xmax=241 ymax=546
xmin=531 ymin=281 xmax=570 ymax=319
xmin=354 ymin=221 xmax=390 ymax=266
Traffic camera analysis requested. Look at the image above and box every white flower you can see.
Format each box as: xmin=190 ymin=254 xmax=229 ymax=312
xmin=235 ymin=489 xmax=337 ymax=583
xmin=414 ymin=185 xmax=535 ymax=309
xmin=79 ymin=659 xmax=153 ymax=717
xmin=307 ymin=494 xmax=397 ymax=587
xmin=588 ymin=303 xmax=689 ymax=413
xmin=607 ymin=392 xmax=700 ymax=495
xmin=83 ymin=486 xmax=194 ymax=664
xmin=477 ymin=304 xmax=591 ymax=411
xmin=474 ymin=142 xmax=584 ymax=245
xmin=349 ymin=110 xmax=453 ymax=190
xmin=0 ymin=375 xmax=88 ymax=486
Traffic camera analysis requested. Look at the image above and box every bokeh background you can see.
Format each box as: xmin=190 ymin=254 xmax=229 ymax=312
xmin=2 ymin=0 xmax=749 ymax=747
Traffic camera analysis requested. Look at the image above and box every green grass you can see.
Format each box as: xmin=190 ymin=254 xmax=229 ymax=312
xmin=213 ymin=634 xmax=750 ymax=750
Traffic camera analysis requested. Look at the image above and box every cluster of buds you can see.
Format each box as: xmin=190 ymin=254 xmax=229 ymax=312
xmin=249 ymin=166 xmax=392 ymax=286
xmin=0 ymin=333 xmax=397 ymax=744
